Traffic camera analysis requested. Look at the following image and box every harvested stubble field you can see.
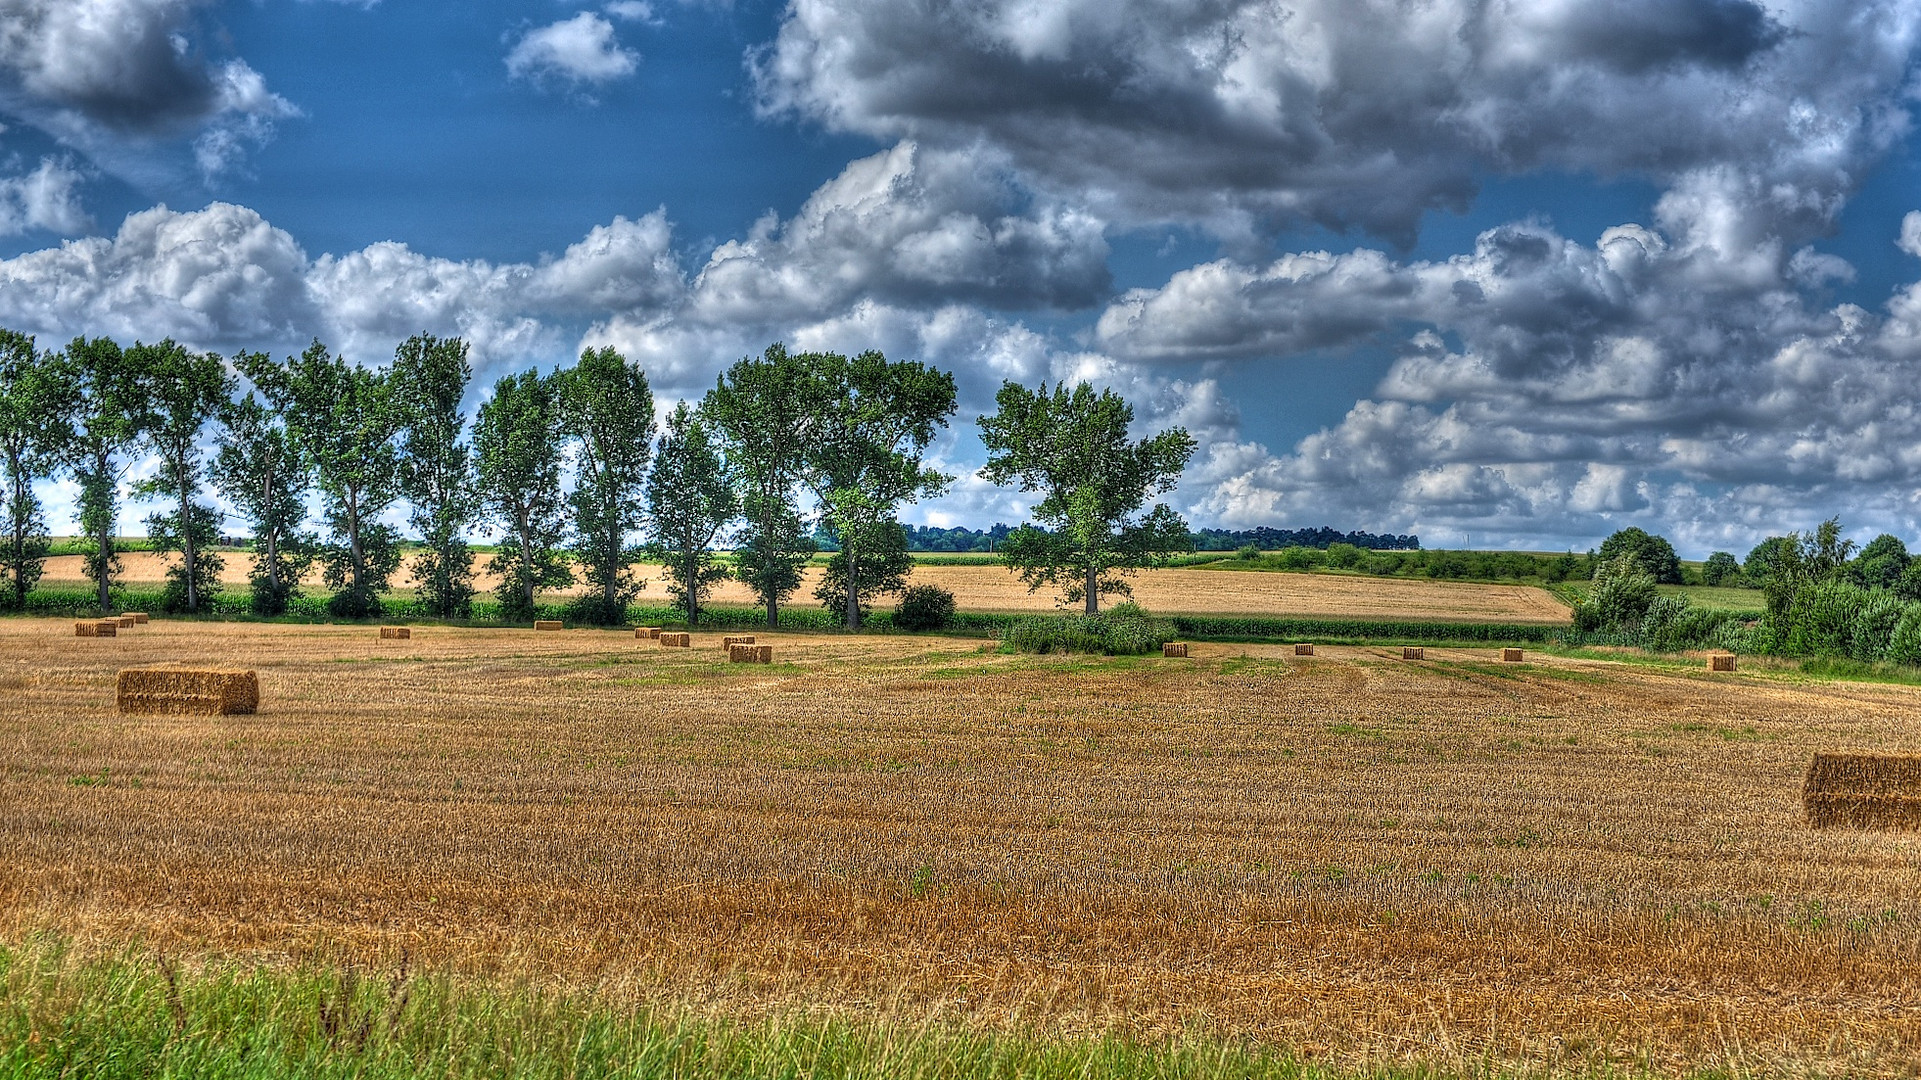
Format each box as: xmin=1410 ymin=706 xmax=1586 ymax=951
xmin=3 ymin=620 xmax=1919 ymax=1075
xmin=36 ymin=552 xmax=1572 ymax=622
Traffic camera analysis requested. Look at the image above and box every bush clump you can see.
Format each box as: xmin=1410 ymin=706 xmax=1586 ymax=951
xmin=893 ymin=584 xmax=957 ymax=632
xmin=1003 ymin=602 xmax=1176 ymax=656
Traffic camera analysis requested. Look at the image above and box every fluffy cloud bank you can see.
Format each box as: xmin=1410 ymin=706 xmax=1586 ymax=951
xmin=756 ymin=0 xmax=1918 ymax=246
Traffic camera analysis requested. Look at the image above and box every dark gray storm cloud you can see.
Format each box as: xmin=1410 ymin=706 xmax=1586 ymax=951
xmin=756 ymin=0 xmax=1905 ymax=245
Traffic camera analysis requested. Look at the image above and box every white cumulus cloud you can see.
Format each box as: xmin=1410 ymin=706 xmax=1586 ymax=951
xmin=506 ymin=13 xmax=639 ymax=88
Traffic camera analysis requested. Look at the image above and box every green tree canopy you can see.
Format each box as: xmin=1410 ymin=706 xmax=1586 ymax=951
xmin=212 ymin=364 xmax=315 ymax=616
xmin=802 ymin=350 xmax=956 ymax=629
xmin=703 ymin=343 xmax=822 ymax=628
xmin=1596 ymin=527 xmax=1682 ymax=585
xmin=393 ymin=333 xmax=479 ymax=618
xmin=645 ymin=401 xmax=736 ymax=626
xmin=1701 ymin=550 xmax=1742 ymax=587
xmin=555 ymin=346 xmax=655 ymax=624
xmin=978 ymin=380 xmax=1197 ymax=615
xmin=474 ymin=369 xmax=572 ymax=623
xmin=58 ymin=336 xmax=144 ymax=613
xmin=129 ymin=339 xmax=233 ymax=613
xmin=0 ymin=329 xmax=72 ymax=610
xmin=1854 ymin=533 xmax=1910 ymax=590
xmin=249 ymin=342 xmax=405 ymax=618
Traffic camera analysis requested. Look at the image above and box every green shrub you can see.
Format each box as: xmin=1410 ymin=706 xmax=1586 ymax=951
xmin=1235 ymin=543 xmax=1261 ymax=561
xmin=1003 ymin=602 xmax=1175 ymax=656
xmin=1782 ymin=580 xmax=1869 ymax=657
xmin=893 ymin=584 xmax=957 ymax=632
xmin=1274 ymin=546 xmax=1321 ymax=570
xmin=1849 ymin=591 xmax=1907 ymax=663
xmin=1886 ymin=604 xmax=1921 ymax=666
xmin=1588 ymin=554 xmax=1656 ymax=630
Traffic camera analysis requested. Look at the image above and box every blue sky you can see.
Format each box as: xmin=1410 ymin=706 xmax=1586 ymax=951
xmin=4 ymin=0 xmax=1921 ymax=556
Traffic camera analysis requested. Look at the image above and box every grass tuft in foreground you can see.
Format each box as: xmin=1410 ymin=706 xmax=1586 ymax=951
xmin=0 ymin=941 xmax=1649 ymax=1080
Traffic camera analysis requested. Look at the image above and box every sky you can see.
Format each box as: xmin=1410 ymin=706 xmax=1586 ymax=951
xmin=4 ymin=0 xmax=1921 ymax=556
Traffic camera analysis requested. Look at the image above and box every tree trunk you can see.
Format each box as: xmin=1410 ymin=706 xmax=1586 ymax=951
xmin=95 ymin=452 xmax=112 ymax=614
xmin=180 ymin=466 xmax=198 ymax=613
xmin=261 ymin=472 xmax=283 ymax=597
xmin=845 ymin=544 xmax=860 ymax=630
xmin=346 ymin=488 xmax=364 ymax=598
xmin=1085 ymin=560 xmax=1098 ymax=616
xmin=766 ymin=595 xmax=778 ymax=630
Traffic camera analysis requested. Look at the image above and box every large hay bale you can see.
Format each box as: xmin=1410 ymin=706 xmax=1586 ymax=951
xmin=75 ymin=620 xmax=117 ymax=638
xmin=534 ymin=620 xmax=564 ymax=631
xmin=729 ymin=643 xmax=773 ymax=663
xmin=1163 ymin=642 xmax=1188 ymax=658
xmin=116 ymin=616 xmax=135 ymax=628
xmin=1710 ymin=654 xmax=1736 ymax=672
xmin=1294 ymin=643 xmax=1314 ymax=656
xmin=1502 ymin=648 xmax=1525 ymax=662
xmin=1403 ymin=647 xmax=1425 ymax=660
xmin=723 ymin=635 xmax=757 ymax=647
xmin=660 ymin=632 xmax=691 ymax=648
xmin=1804 ymin=754 xmax=1921 ymax=830
xmin=125 ymin=612 xmax=150 ymax=624
xmin=379 ymin=626 xmax=412 ymax=640
xmin=117 ymin=668 xmax=259 ymax=716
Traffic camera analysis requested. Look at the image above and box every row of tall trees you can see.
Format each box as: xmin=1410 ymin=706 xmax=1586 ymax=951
xmin=0 ymin=330 xmax=1200 ymax=628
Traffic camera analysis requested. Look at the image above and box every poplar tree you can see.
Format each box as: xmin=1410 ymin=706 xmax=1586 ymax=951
xmin=644 ymin=401 xmax=735 ymax=626
xmin=555 ymin=346 xmax=654 ymax=624
xmin=252 ymin=342 xmax=404 ymax=618
xmin=802 ymin=350 xmax=955 ymax=629
xmin=212 ymin=364 xmax=315 ymax=616
xmin=59 ymin=336 xmax=144 ymax=614
xmin=131 ymin=339 xmax=233 ymax=613
xmin=703 ymin=343 xmax=820 ymax=628
xmin=0 ymin=329 xmax=73 ymax=610
xmin=393 ymin=334 xmax=478 ymax=618
xmin=474 ymin=370 xmax=572 ymax=622
xmin=978 ymin=380 xmax=1196 ymax=615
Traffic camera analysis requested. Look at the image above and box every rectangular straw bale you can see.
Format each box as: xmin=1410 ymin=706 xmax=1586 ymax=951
xmin=126 ymin=612 xmax=149 ymax=624
xmin=117 ymin=616 xmax=135 ymax=628
xmin=729 ymin=643 xmax=773 ymax=663
xmin=723 ymin=635 xmax=757 ymax=647
xmin=75 ymin=621 xmax=110 ymax=637
xmin=379 ymin=626 xmax=411 ymax=640
xmin=1162 ymin=642 xmax=1188 ymax=658
xmin=1403 ymin=647 xmax=1425 ymax=660
xmin=634 ymin=626 xmax=662 ymax=639
xmin=1710 ymin=654 xmax=1736 ymax=672
xmin=660 ymin=632 xmax=691 ymax=647
xmin=1294 ymin=643 xmax=1314 ymax=656
xmin=534 ymin=620 xmax=564 ymax=631
xmin=1804 ymin=754 xmax=1921 ymax=830
xmin=117 ymin=668 xmax=259 ymax=716
xmin=1502 ymin=648 xmax=1525 ymax=662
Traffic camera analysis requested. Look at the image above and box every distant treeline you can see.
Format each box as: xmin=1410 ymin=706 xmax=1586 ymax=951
xmin=890 ymin=524 xmax=1422 ymax=553
xmin=1192 ymin=526 xmax=1420 ymax=551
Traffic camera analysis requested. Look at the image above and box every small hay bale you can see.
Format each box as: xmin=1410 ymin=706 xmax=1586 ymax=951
xmin=634 ymin=626 xmax=661 ymax=639
xmin=126 ymin=612 xmax=150 ymax=624
xmin=1804 ymin=754 xmax=1921 ymax=830
xmin=117 ymin=616 xmax=135 ymax=628
xmin=1294 ymin=643 xmax=1314 ymax=656
xmin=1403 ymin=647 xmax=1425 ymax=660
xmin=1709 ymin=654 xmax=1736 ymax=672
xmin=723 ymin=635 xmax=757 ymax=647
xmin=379 ymin=626 xmax=411 ymax=640
xmin=660 ymin=632 xmax=691 ymax=648
xmin=117 ymin=668 xmax=259 ymax=716
xmin=1163 ymin=642 xmax=1188 ymax=658
xmin=534 ymin=620 xmax=564 ymax=631
xmin=1502 ymin=648 xmax=1525 ymax=662
xmin=729 ymin=643 xmax=773 ymax=663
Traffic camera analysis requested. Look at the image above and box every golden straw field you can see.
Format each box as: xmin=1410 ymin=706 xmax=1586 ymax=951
xmin=4 ymin=618 xmax=1920 ymax=1075
xmin=35 ymin=552 xmax=1573 ymax=622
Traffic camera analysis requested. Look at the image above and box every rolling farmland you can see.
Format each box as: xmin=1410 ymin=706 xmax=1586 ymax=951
xmin=3 ymin=618 xmax=1918 ymax=1075
xmin=34 ymin=552 xmax=1574 ymax=623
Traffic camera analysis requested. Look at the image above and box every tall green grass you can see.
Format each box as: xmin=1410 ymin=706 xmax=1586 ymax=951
xmin=0 ymin=941 xmax=1602 ymax=1080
